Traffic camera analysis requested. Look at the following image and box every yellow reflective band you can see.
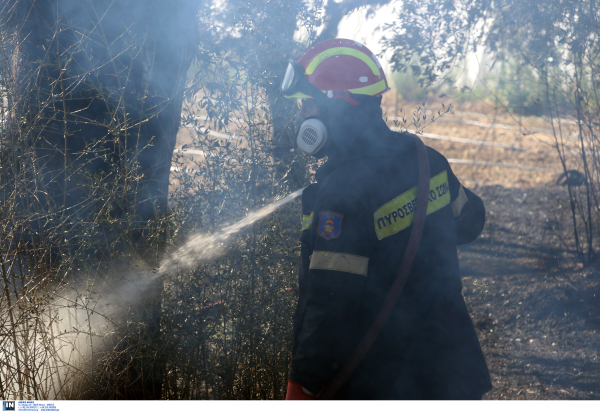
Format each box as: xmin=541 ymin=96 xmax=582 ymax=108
xmin=374 ymin=171 xmax=451 ymax=240
xmin=309 ymin=251 xmax=369 ymax=276
xmin=305 ymin=47 xmax=381 ymax=76
xmin=287 ymin=79 xmax=387 ymax=99
xmin=302 ymin=212 xmax=313 ymax=231
xmin=452 ymin=185 xmax=469 ymax=217
xmin=348 ymin=79 xmax=388 ymax=96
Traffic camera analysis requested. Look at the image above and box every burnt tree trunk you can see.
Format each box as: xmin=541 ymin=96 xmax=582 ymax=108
xmin=4 ymin=0 xmax=197 ymax=399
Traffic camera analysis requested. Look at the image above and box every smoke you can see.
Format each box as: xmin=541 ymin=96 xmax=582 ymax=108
xmin=1 ymin=0 xmax=312 ymax=399
xmin=10 ymin=185 xmax=304 ymax=398
xmin=157 ymin=186 xmax=304 ymax=276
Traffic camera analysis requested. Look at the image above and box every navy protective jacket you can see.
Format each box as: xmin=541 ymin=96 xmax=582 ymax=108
xmin=289 ymin=128 xmax=492 ymax=399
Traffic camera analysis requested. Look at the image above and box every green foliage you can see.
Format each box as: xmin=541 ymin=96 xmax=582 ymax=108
xmin=383 ymin=0 xmax=597 ymax=86
xmin=159 ymin=1 xmax=324 ymax=398
xmin=390 ymin=68 xmax=428 ymax=102
xmin=452 ymin=57 xmax=548 ymax=116
xmin=384 ymin=0 xmax=600 ymax=260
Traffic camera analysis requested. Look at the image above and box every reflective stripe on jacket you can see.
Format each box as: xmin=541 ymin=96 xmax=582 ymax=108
xmin=290 ymin=131 xmax=492 ymax=399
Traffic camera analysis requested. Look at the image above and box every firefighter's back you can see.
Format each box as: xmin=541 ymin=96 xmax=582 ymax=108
xmin=316 ymin=135 xmax=491 ymax=399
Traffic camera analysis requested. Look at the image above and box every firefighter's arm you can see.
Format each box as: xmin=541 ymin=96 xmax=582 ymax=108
xmin=289 ymin=187 xmax=372 ymax=395
xmin=452 ymin=185 xmax=486 ymax=245
xmin=429 ymin=148 xmax=486 ymax=245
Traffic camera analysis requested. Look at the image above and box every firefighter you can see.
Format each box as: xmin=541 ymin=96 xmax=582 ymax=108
xmin=281 ymin=39 xmax=492 ymax=400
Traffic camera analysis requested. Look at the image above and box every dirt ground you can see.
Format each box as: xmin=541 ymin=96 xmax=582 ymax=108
xmin=400 ymin=100 xmax=600 ymax=400
xmin=460 ymin=185 xmax=600 ymax=400
xmin=175 ymin=97 xmax=600 ymax=400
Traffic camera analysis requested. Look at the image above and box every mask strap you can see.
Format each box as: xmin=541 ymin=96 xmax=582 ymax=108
xmin=330 ymin=90 xmax=360 ymax=106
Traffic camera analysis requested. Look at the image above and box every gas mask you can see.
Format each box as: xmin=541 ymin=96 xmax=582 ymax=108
xmin=281 ymin=59 xmax=330 ymax=157
xmin=295 ymin=115 xmax=328 ymax=156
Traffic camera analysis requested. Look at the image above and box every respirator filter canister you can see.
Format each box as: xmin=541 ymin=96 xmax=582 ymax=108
xmin=296 ymin=118 xmax=328 ymax=156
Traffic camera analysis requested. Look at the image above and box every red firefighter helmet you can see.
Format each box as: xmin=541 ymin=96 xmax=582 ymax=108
xmin=282 ymin=38 xmax=390 ymax=105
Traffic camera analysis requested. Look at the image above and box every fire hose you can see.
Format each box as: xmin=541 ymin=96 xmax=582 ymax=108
xmin=318 ymin=135 xmax=431 ymax=399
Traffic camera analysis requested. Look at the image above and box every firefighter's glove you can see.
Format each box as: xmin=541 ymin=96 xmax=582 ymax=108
xmin=285 ymin=379 xmax=316 ymax=400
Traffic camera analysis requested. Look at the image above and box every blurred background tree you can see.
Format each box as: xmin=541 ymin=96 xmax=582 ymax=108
xmin=3 ymin=0 xmax=198 ymax=258
xmin=1 ymin=0 xmax=197 ymax=399
xmin=384 ymin=0 xmax=600 ymax=261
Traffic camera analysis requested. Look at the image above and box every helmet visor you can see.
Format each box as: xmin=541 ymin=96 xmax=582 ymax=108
xmin=281 ymin=62 xmax=296 ymax=92
xmin=281 ymin=60 xmax=327 ymax=102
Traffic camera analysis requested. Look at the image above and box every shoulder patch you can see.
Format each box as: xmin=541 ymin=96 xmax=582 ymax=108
xmin=318 ymin=211 xmax=343 ymax=240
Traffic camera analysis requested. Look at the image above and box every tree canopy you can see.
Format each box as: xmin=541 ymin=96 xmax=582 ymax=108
xmin=384 ymin=0 xmax=600 ymax=84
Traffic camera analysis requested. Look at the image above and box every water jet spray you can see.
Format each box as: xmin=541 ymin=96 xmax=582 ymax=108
xmin=155 ymin=186 xmax=305 ymax=278
xmin=0 ymin=187 xmax=306 ymax=399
